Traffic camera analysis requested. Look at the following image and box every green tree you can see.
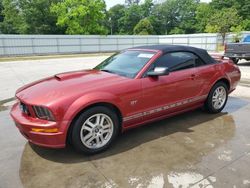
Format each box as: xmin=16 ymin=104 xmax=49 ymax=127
xmin=133 ymin=18 xmax=154 ymax=35
xmin=149 ymin=4 xmax=166 ymax=34
xmin=0 ymin=0 xmax=4 ymax=23
xmin=108 ymin=4 xmax=126 ymax=34
xmin=108 ymin=0 xmax=152 ymax=35
xmin=159 ymin=0 xmax=180 ymax=34
xmin=150 ymin=0 xmax=199 ymax=34
xmin=118 ymin=4 xmax=143 ymax=34
xmin=141 ymin=0 xmax=153 ymax=17
xmin=51 ymin=0 xmax=108 ymax=34
xmin=19 ymin=0 xmax=64 ymax=34
xmin=195 ymin=3 xmax=215 ymax=32
xmin=169 ymin=27 xmax=185 ymax=34
xmin=176 ymin=0 xmax=199 ymax=34
xmin=210 ymin=0 xmax=250 ymax=30
xmin=210 ymin=0 xmax=238 ymax=9
xmin=231 ymin=25 xmax=243 ymax=42
xmin=0 ymin=0 xmax=24 ymax=34
xmin=205 ymin=8 xmax=241 ymax=44
xmin=0 ymin=0 xmax=64 ymax=34
xmin=242 ymin=19 xmax=250 ymax=31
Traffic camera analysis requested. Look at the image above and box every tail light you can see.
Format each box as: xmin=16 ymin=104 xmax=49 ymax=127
xmin=33 ymin=106 xmax=55 ymax=121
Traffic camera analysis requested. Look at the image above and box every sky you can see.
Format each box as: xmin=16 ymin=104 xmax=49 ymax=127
xmin=105 ymin=0 xmax=212 ymax=9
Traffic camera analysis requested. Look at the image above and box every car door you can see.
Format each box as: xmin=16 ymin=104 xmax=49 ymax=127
xmin=141 ymin=51 xmax=203 ymax=121
xmin=192 ymin=54 xmax=218 ymax=96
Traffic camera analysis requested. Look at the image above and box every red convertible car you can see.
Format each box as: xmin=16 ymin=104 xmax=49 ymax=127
xmin=10 ymin=45 xmax=241 ymax=154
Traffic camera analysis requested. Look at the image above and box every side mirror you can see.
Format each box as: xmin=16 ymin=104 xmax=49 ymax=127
xmin=147 ymin=67 xmax=170 ymax=77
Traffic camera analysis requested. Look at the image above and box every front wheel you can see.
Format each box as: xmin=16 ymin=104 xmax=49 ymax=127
xmin=204 ymin=82 xmax=228 ymax=113
xmin=71 ymin=106 xmax=119 ymax=154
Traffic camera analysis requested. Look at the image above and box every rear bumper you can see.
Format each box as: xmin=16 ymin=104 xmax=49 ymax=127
xmin=10 ymin=103 xmax=68 ymax=148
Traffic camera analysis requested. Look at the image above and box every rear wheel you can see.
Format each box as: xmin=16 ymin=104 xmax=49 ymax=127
xmin=71 ymin=106 xmax=119 ymax=154
xmin=205 ymin=82 xmax=228 ymax=113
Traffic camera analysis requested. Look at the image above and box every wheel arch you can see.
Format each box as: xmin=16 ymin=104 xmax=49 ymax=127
xmin=214 ymin=78 xmax=230 ymax=91
xmin=205 ymin=77 xmax=230 ymax=114
xmin=66 ymin=102 xmax=123 ymax=145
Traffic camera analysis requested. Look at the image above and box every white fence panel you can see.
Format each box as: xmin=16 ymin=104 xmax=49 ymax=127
xmin=0 ymin=32 xmax=250 ymax=56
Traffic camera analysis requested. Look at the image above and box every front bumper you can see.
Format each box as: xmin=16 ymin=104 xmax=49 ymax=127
xmin=10 ymin=102 xmax=68 ymax=148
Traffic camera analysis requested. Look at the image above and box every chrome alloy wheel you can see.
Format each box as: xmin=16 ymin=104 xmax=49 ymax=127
xmin=212 ymin=86 xmax=227 ymax=110
xmin=80 ymin=113 xmax=114 ymax=149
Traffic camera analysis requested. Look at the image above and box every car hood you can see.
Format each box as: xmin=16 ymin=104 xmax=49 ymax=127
xmin=16 ymin=69 xmax=128 ymax=106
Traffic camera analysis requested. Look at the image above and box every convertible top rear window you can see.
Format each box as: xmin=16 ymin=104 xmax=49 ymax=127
xmin=94 ymin=50 xmax=156 ymax=78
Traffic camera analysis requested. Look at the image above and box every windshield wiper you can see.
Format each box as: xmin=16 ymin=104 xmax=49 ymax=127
xmin=101 ymin=69 xmax=115 ymax=74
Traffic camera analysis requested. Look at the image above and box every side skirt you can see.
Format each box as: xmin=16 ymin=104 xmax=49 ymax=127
xmin=121 ymin=103 xmax=204 ymax=132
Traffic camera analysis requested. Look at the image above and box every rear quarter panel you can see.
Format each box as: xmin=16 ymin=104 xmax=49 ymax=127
xmin=222 ymin=61 xmax=241 ymax=91
xmin=204 ymin=60 xmax=240 ymax=93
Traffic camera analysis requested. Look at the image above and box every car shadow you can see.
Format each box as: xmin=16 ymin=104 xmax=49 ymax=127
xmin=29 ymin=96 xmax=249 ymax=163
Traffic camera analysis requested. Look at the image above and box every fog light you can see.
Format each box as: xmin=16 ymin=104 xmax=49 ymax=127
xmin=31 ymin=128 xmax=59 ymax=133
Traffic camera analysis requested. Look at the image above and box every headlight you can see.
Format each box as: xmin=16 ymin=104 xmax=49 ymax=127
xmin=19 ymin=102 xmax=30 ymax=116
xmin=33 ymin=106 xmax=55 ymax=121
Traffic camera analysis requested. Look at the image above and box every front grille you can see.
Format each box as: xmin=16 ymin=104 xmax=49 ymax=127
xmin=19 ymin=102 xmax=30 ymax=116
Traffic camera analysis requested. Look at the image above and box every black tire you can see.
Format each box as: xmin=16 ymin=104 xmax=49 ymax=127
xmin=71 ymin=106 xmax=120 ymax=154
xmin=204 ymin=82 xmax=228 ymax=114
xmin=230 ymin=58 xmax=239 ymax=64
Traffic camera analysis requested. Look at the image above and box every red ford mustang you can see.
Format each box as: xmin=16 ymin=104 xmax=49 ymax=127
xmin=10 ymin=45 xmax=241 ymax=154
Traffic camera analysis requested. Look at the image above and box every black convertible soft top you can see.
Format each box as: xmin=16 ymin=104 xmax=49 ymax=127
xmin=131 ymin=45 xmax=217 ymax=64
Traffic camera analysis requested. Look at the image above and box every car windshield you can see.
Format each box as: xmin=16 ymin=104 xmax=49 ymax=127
xmin=94 ymin=50 xmax=156 ymax=78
